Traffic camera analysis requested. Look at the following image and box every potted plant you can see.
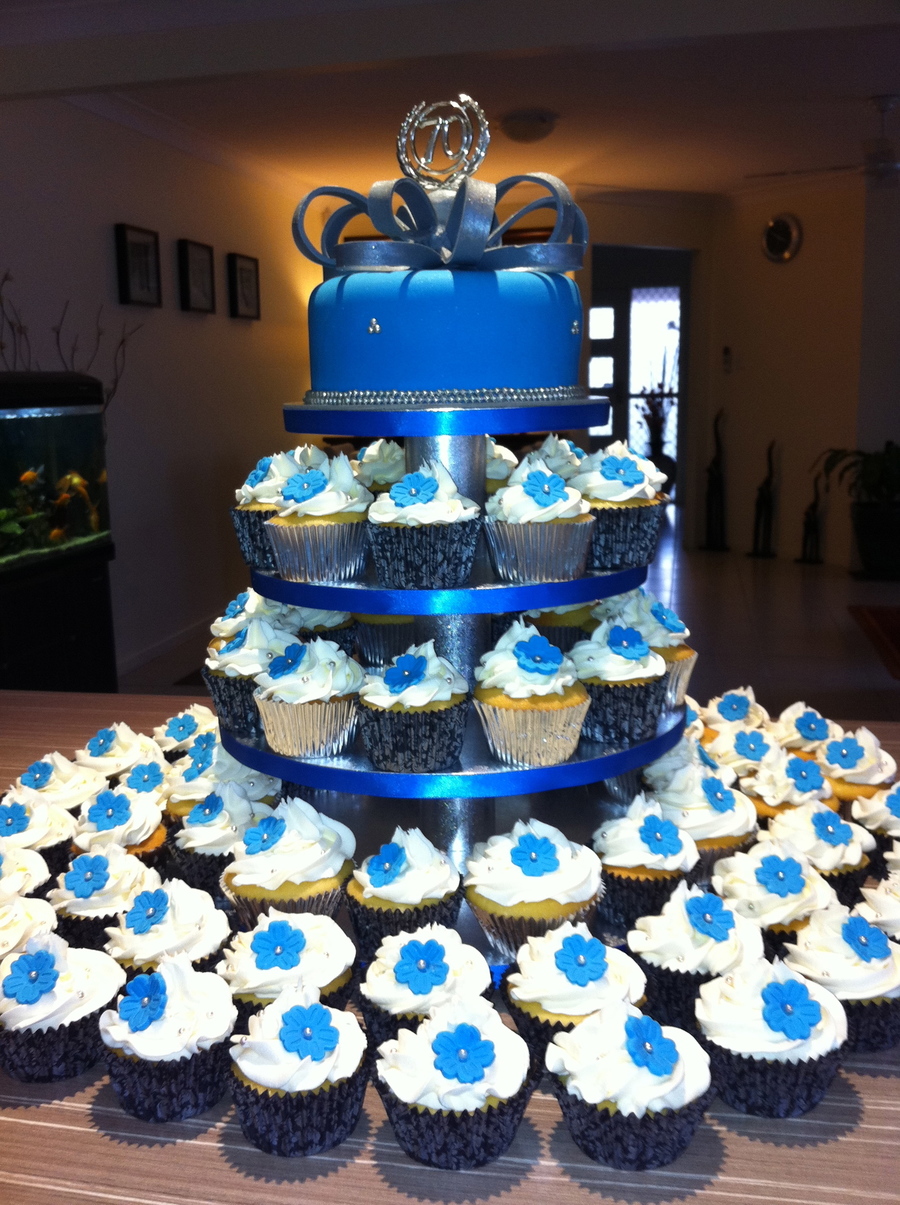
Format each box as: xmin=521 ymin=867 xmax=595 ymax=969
xmin=818 ymin=441 xmax=900 ymax=579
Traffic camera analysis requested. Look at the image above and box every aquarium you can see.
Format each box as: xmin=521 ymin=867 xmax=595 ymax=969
xmin=0 ymin=373 xmax=111 ymax=571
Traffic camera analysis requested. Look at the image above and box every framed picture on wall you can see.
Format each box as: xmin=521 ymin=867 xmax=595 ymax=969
xmin=177 ymin=239 xmax=216 ymax=313
xmin=114 ymin=224 xmax=162 ymax=307
xmin=226 ymin=253 xmax=260 ymax=320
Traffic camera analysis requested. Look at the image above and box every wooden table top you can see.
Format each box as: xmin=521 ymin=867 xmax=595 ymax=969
xmin=1 ymin=690 xmax=899 ymax=1205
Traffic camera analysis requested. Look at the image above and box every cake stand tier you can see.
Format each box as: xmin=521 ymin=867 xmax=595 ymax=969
xmin=283 ymin=399 xmax=609 ymax=437
xmin=220 ymin=708 xmax=684 ymax=800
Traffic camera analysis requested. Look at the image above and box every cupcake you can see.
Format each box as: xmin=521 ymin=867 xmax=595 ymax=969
xmin=533 ymin=434 xmax=586 ymax=480
xmin=9 ymin=751 xmax=106 ymax=813
xmin=209 ymin=587 xmax=289 ymax=641
xmin=104 ymin=878 xmax=230 ymax=975
xmin=74 ymin=783 xmax=167 ymax=870
xmin=0 ymin=795 xmax=76 ymax=879
xmin=614 ymin=589 xmax=698 ymax=709
xmin=711 ymin=839 xmax=836 ymax=958
xmin=359 ymin=923 xmax=491 ymax=1047
xmin=0 ymin=840 xmax=49 ymax=900
xmin=761 ymin=802 xmax=875 ymax=905
xmin=473 ymin=620 xmax=589 ymax=768
xmin=592 ymin=795 xmax=699 ymax=934
xmin=375 ymin=995 xmax=530 ymax=1170
xmin=764 ymin=702 xmax=841 ymax=760
xmin=817 ymin=727 xmax=897 ymax=803
xmin=202 ymin=617 xmax=296 ymax=740
xmin=851 ymin=784 xmax=900 ymax=876
xmin=351 ymin=437 xmax=405 ymax=493
xmin=289 ymin=605 xmax=357 ymax=656
xmin=222 ymin=796 xmax=355 ymax=927
xmin=738 ymin=745 xmax=838 ymax=825
xmin=783 ymin=902 xmax=900 ymax=1052
xmin=152 ymin=705 xmax=218 ymax=761
xmin=626 ymin=881 xmax=764 ymax=1031
xmin=569 ymin=440 xmax=668 ymax=571
xmin=704 ymin=724 xmax=777 ymax=779
xmin=505 ymin=922 xmax=646 ymax=1062
xmin=358 ymin=641 xmax=469 ymax=773
xmin=484 ymin=457 xmax=593 ymax=583
xmin=464 ymin=818 xmax=603 ymax=960
xmin=0 ymin=894 xmax=56 ymax=959
xmin=253 ymin=637 xmax=363 ymax=758
xmin=352 ymin=612 xmax=416 ymax=668
xmin=48 ymin=844 xmax=161 ymax=949
xmin=345 ymin=826 xmax=462 ymax=961
xmin=651 ymin=763 xmax=758 ymax=877
xmin=694 ymin=958 xmax=846 ymax=1117
xmin=73 ymin=722 xmax=166 ymax=779
xmin=546 ymin=1002 xmax=712 ymax=1170
xmin=699 ymin=687 xmax=769 ymax=743
xmin=231 ymin=448 xmax=323 ymax=573
xmin=100 ymin=953 xmax=236 ymax=1122
xmin=165 ymin=740 xmax=279 ymax=824
xmin=366 ymin=461 xmax=482 ymax=588
xmin=217 ymin=909 xmax=357 ymax=1029
xmin=265 ymin=452 xmax=373 ymax=583
xmin=484 ymin=435 xmax=517 ymax=494
xmin=521 ymin=603 xmax=595 ymax=652
xmin=0 ymin=932 xmax=125 ymax=1082
xmin=642 ymin=731 xmax=708 ymax=795
xmin=230 ymin=983 xmax=368 ymax=1156
xmin=857 ymin=873 xmax=900 ymax=939
xmin=170 ymin=786 xmax=271 ymax=896
xmin=569 ymin=621 xmax=667 ymax=747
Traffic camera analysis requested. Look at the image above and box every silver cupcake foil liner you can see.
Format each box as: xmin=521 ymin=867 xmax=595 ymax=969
xmin=355 ymin=619 xmax=416 ymax=668
xmin=264 ymin=518 xmax=368 ymax=582
xmin=659 ymin=649 xmax=698 ymax=710
xmin=468 ymin=894 xmax=601 ymax=963
xmin=474 ymin=697 xmax=590 ymax=768
xmin=255 ymin=692 xmax=358 ymax=758
xmin=219 ymin=873 xmax=344 ymax=928
xmin=484 ymin=516 xmax=594 ymax=583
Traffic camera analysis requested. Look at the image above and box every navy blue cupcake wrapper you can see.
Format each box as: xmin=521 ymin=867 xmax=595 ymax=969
xmin=698 ymin=1035 xmax=844 ymax=1117
xmin=580 ymin=676 xmax=667 ymax=747
xmin=168 ymin=842 xmax=233 ymax=900
xmin=632 ymin=955 xmax=712 ymax=1033
xmin=551 ymin=1076 xmax=714 ymax=1170
xmin=591 ymin=871 xmax=682 ymax=942
xmin=500 ymin=976 xmax=573 ymax=1073
xmin=231 ymin=1062 xmax=369 ymax=1156
xmin=201 ymin=668 xmax=265 ymax=742
xmin=587 ymin=501 xmax=666 ymax=572
xmin=104 ymin=1041 xmax=231 ymax=1123
xmin=762 ymin=925 xmax=804 ymax=962
xmin=231 ymin=506 xmax=278 ymax=574
xmin=54 ymin=909 xmax=115 ymax=951
xmin=354 ymin=619 xmax=417 ymax=669
xmin=357 ymin=699 xmax=470 ymax=774
xmin=359 ymin=996 xmax=425 ymax=1050
xmin=35 ymin=840 xmax=71 ymax=883
xmin=344 ymin=882 xmax=464 ymax=963
xmin=367 ymin=518 xmax=483 ymax=589
xmin=0 ymin=1003 xmax=110 ymax=1083
xmin=824 ymin=859 xmax=871 ymax=908
xmin=844 ymin=995 xmax=900 ymax=1053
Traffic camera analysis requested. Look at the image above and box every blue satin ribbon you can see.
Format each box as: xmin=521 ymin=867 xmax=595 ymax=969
xmin=292 ymin=172 xmax=588 ymax=274
xmin=283 ymin=400 xmax=610 ymax=437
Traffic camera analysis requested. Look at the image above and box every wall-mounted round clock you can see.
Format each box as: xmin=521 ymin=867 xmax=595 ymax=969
xmin=763 ymin=213 xmax=802 ymax=262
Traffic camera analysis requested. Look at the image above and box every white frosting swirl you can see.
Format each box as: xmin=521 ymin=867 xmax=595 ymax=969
xmin=49 ymin=844 xmax=162 ymax=919
xmin=761 ymin=802 xmax=875 ymax=872
xmin=235 ymin=448 xmax=326 ymax=506
xmin=612 ymin=588 xmax=690 ymax=648
xmin=291 ymin=606 xmax=353 ymax=632
xmin=174 ymin=786 xmax=272 ymax=858
xmin=352 ymin=438 xmax=405 ymax=488
xmin=217 ymin=909 xmax=356 ymax=1001
xmin=0 ymin=895 xmax=56 ymax=958
xmin=705 ymin=726 xmax=779 ymax=776
xmin=508 ymin=922 xmax=645 ymax=1015
xmin=465 ymin=818 xmax=602 ymax=907
xmin=226 ymin=796 xmax=355 ymax=892
xmin=819 ymin=726 xmax=897 ymax=785
xmin=627 ymin=880 xmax=764 ymax=975
xmin=569 ymin=440 xmax=666 ymax=502
xmin=376 ymin=995 xmax=529 ymax=1111
xmin=11 ymin=751 xmax=107 ymax=812
xmin=74 ymin=723 xmax=166 ymax=778
xmin=857 ymin=874 xmax=900 ymax=939
xmin=100 ymin=953 xmax=236 ymax=1061
xmin=367 ymin=459 xmax=479 ymax=527
xmin=152 ymin=706 xmax=218 ymax=754
xmin=275 ymin=452 xmax=373 ymax=517
xmin=474 ymin=619 xmax=578 ymax=699
xmin=534 ymin=434 xmax=585 ymax=481
xmin=0 ymin=796 xmax=76 ymax=854
xmin=167 ymin=745 xmax=280 ymax=809
xmin=353 ymin=827 xmax=459 ymax=904
xmin=652 ymin=763 xmax=758 ymax=842
xmin=230 ymin=983 xmax=366 ymax=1091
xmin=545 ymin=1002 xmax=711 ymax=1117
xmin=485 ymin=436 xmax=517 ymax=482
xmin=0 ymin=841 xmax=49 ymax=900
xmin=254 ymin=636 xmax=364 ymax=704
xmin=887 ymin=841 xmax=900 ymax=874
xmin=783 ymin=902 xmax=900 ymax=1000
xmin=361 ymin=924 xmax=490 ymax=1016
xmin=74 ymin=787 xmax=163 ymax=851
xmin=205 ymin=618 xmax=296 ymax=678
xmin=741 ymin=745 xmax=834 ymax=808
xmin=360 ymin=641 xmax=467 ymax=710
xmin=764 ymin=702 xmax=841 ymax=753
xmin=700 ymin=687 xmax=769 ymax=733
xmin=590 ymin=588 xmax=642 ymax=623
xmin=104 ymin=878 xmax=230 ymax=967
xmin=592 ymin=794 xmax=699 ymax=872
xmin=210 ymin=589 xmax=289 ymax=639
xmin=569 ymin=620 xmax=666 ymax=684
xmin=486 ymin=456 xmax=588 ymax=523
xmin=711 ymin=839 xmax=836 ymax=927
xmin=695 ymin=958 xmax=846 ymax=1061
xmin=642 ymin=735 xmax=705 ymax=793
xmin=0 ymin=933 xmax=125 ymax=1032
xmin=852 ymin=785 xmax=900 ymax=838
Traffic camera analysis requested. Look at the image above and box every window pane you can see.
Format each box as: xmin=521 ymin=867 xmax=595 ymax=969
xmin=588 ymin=356 xmax=614 ymax=389
xmin=588 ymin=306 xmax=614 ymax=340
xmin=628 ymin=287 xmax=680 ymax=478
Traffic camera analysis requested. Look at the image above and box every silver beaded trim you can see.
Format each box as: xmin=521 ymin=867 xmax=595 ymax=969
xmin=303 ymin=385 xmax=588 ymax=409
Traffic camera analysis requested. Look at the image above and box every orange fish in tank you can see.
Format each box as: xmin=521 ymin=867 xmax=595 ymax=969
xmin=19 ymin=468 xmax=41 ymax=486
xmin=48 ymin=527 xmax=67 ymax=543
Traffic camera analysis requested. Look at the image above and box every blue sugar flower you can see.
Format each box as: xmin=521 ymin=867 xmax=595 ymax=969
xmin=0 ymin=852 xmax=4 ymax=877
xmin=886 ymin=788 xmax=900 ymax=820
xmin=188 ymin=793 xmax=224 ymax=825
xmin=2 ymin=949 xmax=59 ymax=1005
xmin=65 ymin=853 xmax=110 ymax=899
xmin=268 ymin=642 xmax=306 ymax=680
xmin=825 ymin=737 xmax=864 ymax=770
xmin=685 ymin=705 xmax=698 ymax=726
xmin=522 ymin=470 xmax=567 ymax=507
xmin=244 ymin=815 xmax=286 ymax=855
xmin=554 ymin=934 xmax=607 ymax=986
xmin=118 ymin=972 xmax=167 ymax=1032
xmin=20 ymin=760 xmax=52 ymax=790
xmin=164 ymin=714 xmax=197 ymax=742
xmin=625 ymin=1015 xmax=678 ymax=1077
xmin=564 ymin=440 xmax=586 ymax=459
xmin=88 ymin=790 xmax=131 ymax=831
xmin=126 ymin=762 xmax=165 ymax=794
xmin=650 ymin=601 xmax=686 ymax=634
xmin=701 ymin=777 xmax=735 ymax=813
xmin=842 ymin=915 xmax=890 ymax=962
xmin=282 ymin=469 xmax=328 ymax=505
xmin=252 ymin=920 xmax=306 ymax=971
xmin=511 ymin=832 xmax=560 ymax=877
xmin=192 ymin=732 xmax=218 ymax=753
xmin=795 ymin=710 xmax=828 ymax=742
xmin=390 ymin=472 xmax=439 ymax=508
xmin=384 ymin=654 xmax=427 ymax=694
xmin=394 ymin=939 xmax=449 ymax=996
xmin=761 ymin=979 xmax=821 ymax=1040
xmin=244 ymin=456 xmax=273 ymax=489
xmin=86 ymin=727 xmax=116 ymax=756
xmin=0 ymin=802 xmax=29 ymax=836
xmin=638 ymin=815 xmax=683 ymax=857
xmin=600 ymin=456 xmax=645 ymax=488
xmin=717 ymin=693 xmax=750 ymax=722
xmin=685 ymin=894 xmax=735 ymax=942
xmin=126 ymin=889 xmax=169 ymax=935
xmin=223 ymin=591 xmax=250 ymax=620
xmin=513 ymin=635 xmax=564 ymax=676
xmin=698 ymin=744 xmax=717 ymax=770
xmin=755 ymin=855 xmax=804 ymax=898
xmin=734 ymin=730 xmax=769 ymax=762
xmin=785 ymin=757 xmax=825 ymax=793
xmin=280 ymin=1002 xmax=339 ymax=1061
xmin=182 ymin=744 xmax=213 ymax=782
xmin=220 ymin=628 xmax=248 ymax=655
xmin=607 ymin=625 xmax=650 ymax=661
xmin=811 ymin=811 xmax=852 ymax=847
xmin=432 ymin=1022 xmax=495 ymax=1084
xmin=367 ymin=842 xmax=407 ymax=888
xmin=355 ymin=444 xmax=369 ymax=462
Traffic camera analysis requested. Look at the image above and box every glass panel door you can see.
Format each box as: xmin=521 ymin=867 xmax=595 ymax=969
xmin=628 ymin=286 xmax=680 ymax=496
